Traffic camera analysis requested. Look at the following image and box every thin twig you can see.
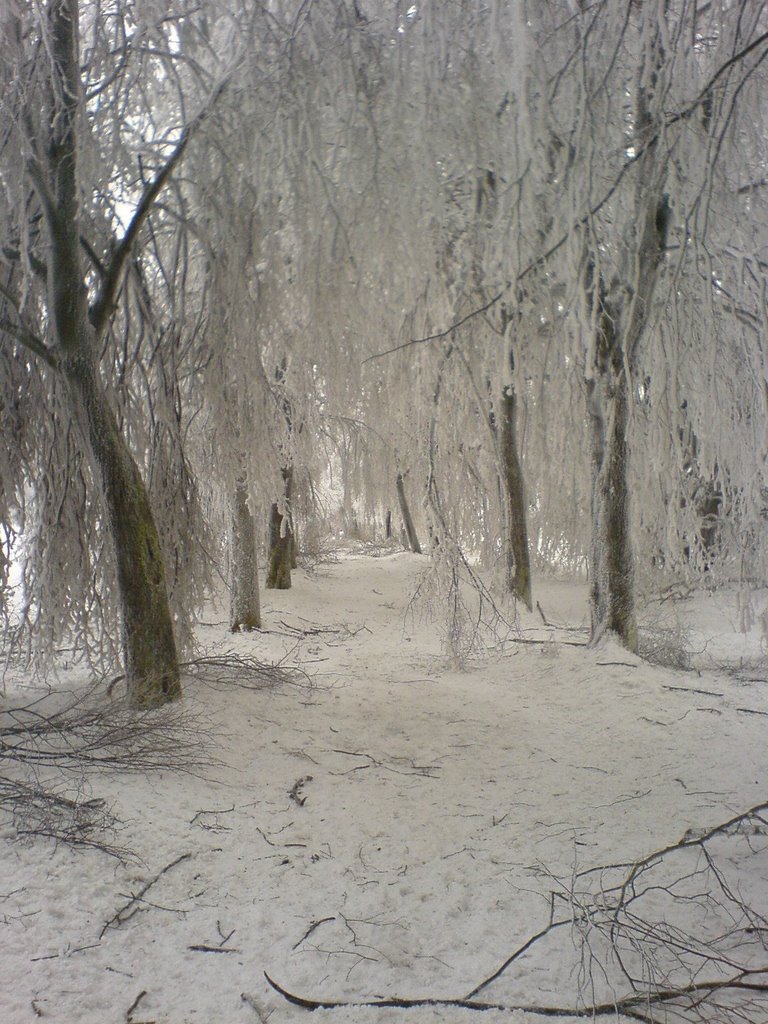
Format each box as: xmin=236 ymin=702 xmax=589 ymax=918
xmin=99 ymin=853 xmax=192 ymax=939
xmin=292 ymin=916 xmax=336 ymax=950
xmin=125 ymin=990 xmax=147 ymax=1022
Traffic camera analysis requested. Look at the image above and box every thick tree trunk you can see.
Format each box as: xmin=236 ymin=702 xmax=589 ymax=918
xmin=266 ymin=467 xmax=294 ymax=589
xmin=39 ymin=0 xmax=180 ymax=708
xmin=230 ymin=475 xmax=261 ymax=631
xmin=586 ymin=364 xmax=637 ymax=652
xmin=585 ymin=199 xmax=667 ymax=650
xmin=583 ymin=27 xmax=668 ymax=654
xmin=499 ymin=384 xmax=532 ymax=611
xmin=65 ymin=349 xmax=181 ymax=706
xmin=396 ymin=473 xmax=422 ymax=554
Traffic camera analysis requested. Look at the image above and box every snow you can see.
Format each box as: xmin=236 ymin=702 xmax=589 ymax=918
xmin=2 ymin=551 xmax=767 ymax=1024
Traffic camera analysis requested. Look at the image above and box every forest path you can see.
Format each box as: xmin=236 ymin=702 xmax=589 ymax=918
xmin=2 ymin=552 xmax=767 ymax=1024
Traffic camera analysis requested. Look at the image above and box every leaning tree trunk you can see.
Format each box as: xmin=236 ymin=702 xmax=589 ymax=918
xmin=396 ymin=472 xmax=422 ymax=554
xmin=266 ymin=468 xmax=294 ymax=590
xmin=230 ymin=475 xmax=261 ymax=630
xmin=65 ymin=348 xmax=181 ymax=706
xmin=35 ymin=0 xmax=181 ymax=708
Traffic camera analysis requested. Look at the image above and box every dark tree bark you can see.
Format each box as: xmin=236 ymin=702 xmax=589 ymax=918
xmin=396 ymin=472 xmax=422 ymax=554
xmin=583 ymin=25 xmax=669 ymax=654
xmin=586 ymin=293 xmax=637 ymax=652
xmin=499 ymin=382 xmax=532 ymax=611
xmin=585 ymin=180 xmax=668 ymax=653
xmin=230 ymin=475 xmax=261 ymax=631
xmin=491 ymin=334 xmax=532 ymax=611
xmin=266 ymin=504 xmax=292 ymax=589
xmin=266 ymin=467 xmax=294 ymax=589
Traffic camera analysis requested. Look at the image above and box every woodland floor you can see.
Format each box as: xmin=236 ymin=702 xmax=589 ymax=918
xmin=2 ymin=549 xmax=768 ymax=1024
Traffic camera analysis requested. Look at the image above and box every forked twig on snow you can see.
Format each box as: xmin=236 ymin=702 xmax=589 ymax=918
xmin=99 ymin=852 xmax=193 ymax=939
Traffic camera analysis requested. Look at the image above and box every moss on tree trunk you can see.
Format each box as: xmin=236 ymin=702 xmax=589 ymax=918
xmin=29 ymin=0 xmax=182 ymax=709
xmin=66 ymin=349 xmax=181 ymax=707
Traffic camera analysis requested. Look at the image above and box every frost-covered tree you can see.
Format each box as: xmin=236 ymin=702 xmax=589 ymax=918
xmin=487 ymin=0 xmax=768 ymax=648
xmin=0 ymin=0 xmax=234 ymax=705
xmin=204 ymin=0 xmax=768 ymax=655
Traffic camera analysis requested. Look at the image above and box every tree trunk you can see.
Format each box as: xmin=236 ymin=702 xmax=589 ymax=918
xmin=583 ymin=27 xmax=668 ymax=654
xmin=39 ymin=0 xmax=180 ymax=708
xmin=385 ymin=509 xmax=392 ymax=539
xmin=396 ymin=473 xmax=422 ymax=554
xmin=230 ymin=475 xmax=261 ymax=631
xmin=285 ymin=467 xmax=298 ymax=569
xmin=499 ymin=383 xmax=533 ymax=611
xmin=586 ymin=357 xmax=637 ymax=652
xmin=65 ymin=349 xmax=181 ymax=706
xmin=492 ymin=334 xmax=532 ymax=611
xmin=266 ymin=502 xmax=292 ymax=589
xmin=266 ymin=467 xmax=294 ymax=589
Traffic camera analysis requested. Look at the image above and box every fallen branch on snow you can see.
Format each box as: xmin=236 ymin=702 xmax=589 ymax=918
xmin=0 ymin=686 xmax=211 ymax=856
xmin=265 ymin=800 xmax=768 ymax=1023
xmin=263 ymin=970 xmax=768 ymax=1019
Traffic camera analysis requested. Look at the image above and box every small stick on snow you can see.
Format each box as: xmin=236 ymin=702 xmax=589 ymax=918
xmin=664 ymin=684 xmax=724 ymax=698
xmin=188 ymin=944 xmax=241 ymax=953
xmin=189 ymin=805 xmax=235 ymax=825
xmin=125 ymin=990 xmax=147 ymax=1022
xmin=292 ymin=916 xmax=336 ymax=950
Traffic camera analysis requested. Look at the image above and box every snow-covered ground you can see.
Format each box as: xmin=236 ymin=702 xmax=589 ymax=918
xmin=2 ymin=551 xmax=767 ymax=1024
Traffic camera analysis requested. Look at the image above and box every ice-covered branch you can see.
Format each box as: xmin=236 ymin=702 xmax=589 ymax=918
xmin=89 ymin=67 xmax=238 ymax=336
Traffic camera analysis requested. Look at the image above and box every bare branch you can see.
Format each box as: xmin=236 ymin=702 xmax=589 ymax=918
xmin=0 ymin=318 xmax=58 ymax=369
xmin=363 ymin=290 xmax=506 ymax=363
xmin=89 ymin=67 xmax=238 ymax=335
